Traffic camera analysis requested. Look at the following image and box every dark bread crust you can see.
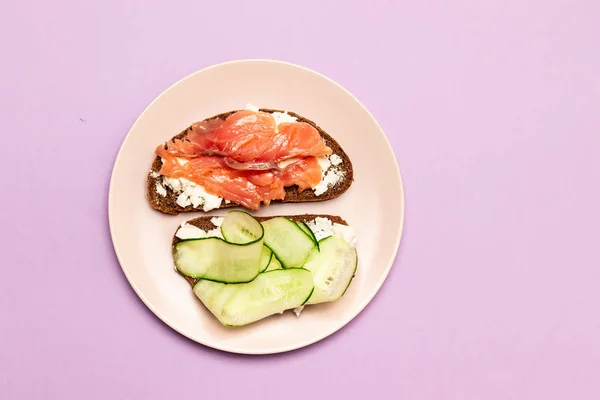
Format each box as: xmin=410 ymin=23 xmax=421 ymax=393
xmin=147 ymin=109 xmax=354 ymax=215
xmin=174 ymin=214 xmax=348 ymax=286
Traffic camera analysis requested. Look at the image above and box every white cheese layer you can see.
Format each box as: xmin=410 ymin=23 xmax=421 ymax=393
xmin=304 ymin=217 xmax=357 ymax=246
xmin=175 ymin=217 xmax=224 ymax=240
xmin=155 ymin=182 xmax=167 ymax=197
xmin=330 ymin=154 xmax=343 ymax=166
xmin=313 ymin=155 xmax=345 ymax=196
xmin=162 ymin=176 xmax=223 ymax=212
xmin=271 ymin=111 xmax=297 ymax=127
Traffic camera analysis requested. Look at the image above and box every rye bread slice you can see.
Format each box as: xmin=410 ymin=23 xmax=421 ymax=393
xmin=173 ymin=214 xmax=348 ymax=286
xmin=147 ymin=109 xmax=354 ymax=215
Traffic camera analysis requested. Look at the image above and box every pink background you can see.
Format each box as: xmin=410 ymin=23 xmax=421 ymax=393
xmin=2 ymin=0 xmax=599 ymax=399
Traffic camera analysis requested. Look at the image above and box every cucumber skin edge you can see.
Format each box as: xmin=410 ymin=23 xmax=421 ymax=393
xmin=191 ymin=267 xmax=313 ymax=287
xmin=259 ymin=248 xmax=273 ymax=273
xmin=338 ymin=249 xmax=359 ymax=299
xmin=184 ymin=268 xmax=260 ymax=284
xmin=301 ymin=287 xmax=315 ymax=306
xmin=262 ymin=217 xmax=318 ymax=268
xmin=297 ymin=221 xmax=320 ymax=252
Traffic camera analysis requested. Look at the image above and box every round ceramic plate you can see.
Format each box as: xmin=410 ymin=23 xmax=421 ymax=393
xmin=109 ymin=59 xmax=404 ymax=354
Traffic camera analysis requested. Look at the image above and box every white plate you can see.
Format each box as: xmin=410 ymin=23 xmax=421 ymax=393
xmin=109 ymin=59 xmax=404 ymax=354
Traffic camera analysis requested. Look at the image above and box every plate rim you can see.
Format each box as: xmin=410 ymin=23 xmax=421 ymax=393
xmin=108 ymin=58 xmax=405 ymax=355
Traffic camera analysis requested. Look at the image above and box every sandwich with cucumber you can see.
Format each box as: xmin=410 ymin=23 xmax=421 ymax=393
xmin=148 ymin=105 xmax=353 ymax=214
xmin=172 ymin=211 xmax=358 ymax=327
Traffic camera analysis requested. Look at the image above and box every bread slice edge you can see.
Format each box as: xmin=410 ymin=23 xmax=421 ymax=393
xmin=147 ymin=109 xmax=354 ymax=215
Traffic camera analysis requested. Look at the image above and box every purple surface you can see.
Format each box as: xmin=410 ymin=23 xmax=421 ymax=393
xmin=2 ymin=0 xmax=599 ymax=398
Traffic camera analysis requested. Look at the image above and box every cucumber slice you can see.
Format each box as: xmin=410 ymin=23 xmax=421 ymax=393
xmin=265 ymin=254 xmax=282 ymax=271
xmin=297 ymin=221 xmax=319 ymax=250
xmin=173 ymin=237 xmax=262 ymax=282
xmin=221 ymin=210 xmax=264 ymax=244
xmin=261 ymin=217 xmax=316 ymax=268
xmin=259 ymin=246 xmax=273 ymax=273
xmin=173 ymin=211 xmax=264 ymax=283
xmin=193 ymin=269 xmax=314 ymax=327
xmin=193 ymin=280 xmax=239 ymax=317
xmin=303 ymin=236 xmax=358 ymax=305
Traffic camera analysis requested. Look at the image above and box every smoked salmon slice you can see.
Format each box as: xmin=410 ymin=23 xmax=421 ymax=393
xmin=255 ymin=122 xmax=332 ymax=162
xmin=162 ymin=110 xmax=332 ymax=162
xmin=280 ymin=157 xmax=322 ymax=191
xmin=155 ymin=110 xmax=330 ymax=209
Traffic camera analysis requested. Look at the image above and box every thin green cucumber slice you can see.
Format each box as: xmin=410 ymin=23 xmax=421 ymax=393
xmin=265 ymin=254 xmax=282 ymax=271
xmin=193 ymin=269 xmax=315 ymax=327
xmin=259 ymin=246 xmax=273 ymax=273
xmin=303 ymin=236 xmax=358 ymax=305
xmin=193 ymin=280 xmax=239 ymax=317
xmin=297 ymin=221 xmax=319 ymax=250
xmin=261 ymin=217 xmax=316 ymax=268
xmin=173 ymin=237 xmax=262 ymax=282
xmin=173 ymin=211 xmax=264 ymax=283
xmin=221 ymin=210 xmax=264 ymax=244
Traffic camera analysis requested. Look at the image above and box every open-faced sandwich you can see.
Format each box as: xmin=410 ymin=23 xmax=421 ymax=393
xmin=148 ymin=105 xmax=353 ymax=214
xmin=172 ymin=211 xmax=358 ymax=327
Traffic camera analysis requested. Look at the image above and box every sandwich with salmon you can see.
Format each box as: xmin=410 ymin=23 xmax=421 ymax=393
xmin=147 ymin=105 xmax=353 ymax=214
xmin=172 ymin=211 xmax=358 ymax=327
